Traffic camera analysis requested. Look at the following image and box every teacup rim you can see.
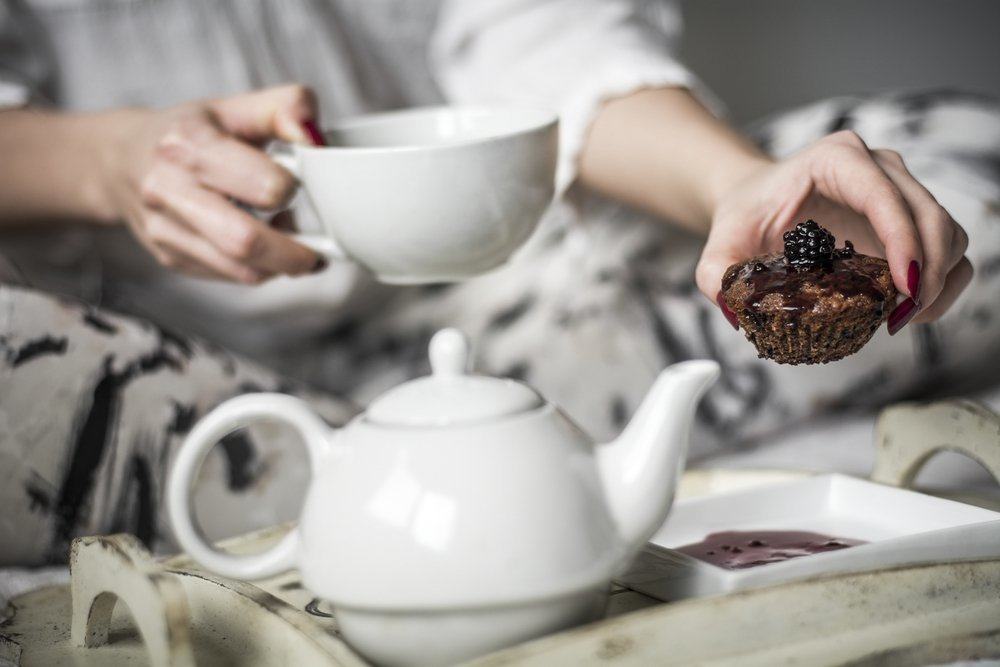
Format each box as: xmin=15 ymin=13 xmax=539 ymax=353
xmin=296 ymin=104 xmax=558 ymax=155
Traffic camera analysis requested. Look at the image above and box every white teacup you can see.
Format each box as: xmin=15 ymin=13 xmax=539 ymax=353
xmin=275 ymin=106 xmax=558 ymax=284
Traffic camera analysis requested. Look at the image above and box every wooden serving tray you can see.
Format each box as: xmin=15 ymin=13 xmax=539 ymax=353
xmin=2 ymin=400 xmax=999 ymax=666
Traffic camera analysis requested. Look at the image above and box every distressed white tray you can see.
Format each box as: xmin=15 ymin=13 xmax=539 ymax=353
xmin=2 ymin=399 xmax=999 ymax=666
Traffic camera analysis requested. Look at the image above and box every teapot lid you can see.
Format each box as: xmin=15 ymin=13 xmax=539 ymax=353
xmin=366 ymin=329 xmax=543 ymax=427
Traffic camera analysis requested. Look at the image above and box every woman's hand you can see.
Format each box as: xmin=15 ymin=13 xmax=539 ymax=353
xmin=696 ymin=130 xmax=972 ymax=335
xmin=99 ymin=85 xmax=325 ymax=283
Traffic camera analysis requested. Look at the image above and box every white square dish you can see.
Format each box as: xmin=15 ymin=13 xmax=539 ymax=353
xmin=617 ymin=473 xmax=1000 ymax=601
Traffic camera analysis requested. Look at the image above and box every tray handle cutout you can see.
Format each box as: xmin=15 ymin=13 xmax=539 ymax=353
xmin=872 ymin=399 xmax=1000 ymax=489
xmin=70 ymin=534 xmax=195 ymax=667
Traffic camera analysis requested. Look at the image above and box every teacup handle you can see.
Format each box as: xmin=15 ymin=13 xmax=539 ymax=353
xmin=167 ymin=393 xmax=332 ymax=580
xmin=270 ymin=146 xmax=349 ymax=261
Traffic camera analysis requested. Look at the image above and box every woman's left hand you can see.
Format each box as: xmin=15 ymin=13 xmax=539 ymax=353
xmin=695 ymin=130 xmax=972 ymax=335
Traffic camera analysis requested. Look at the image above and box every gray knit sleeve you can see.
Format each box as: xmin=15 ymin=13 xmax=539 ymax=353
xmin=0 ymin=1 xmax=53 ymax=107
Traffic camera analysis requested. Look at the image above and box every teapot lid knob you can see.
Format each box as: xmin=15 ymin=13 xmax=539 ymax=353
xmin=366 ymin=327 xmax=544 ymax=426
xmin=429 ymin=328 xmax=470 ymax=376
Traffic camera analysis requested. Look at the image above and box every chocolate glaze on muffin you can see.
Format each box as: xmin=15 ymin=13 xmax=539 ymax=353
xmin=722 ymin=220 xmax=896 ymax=365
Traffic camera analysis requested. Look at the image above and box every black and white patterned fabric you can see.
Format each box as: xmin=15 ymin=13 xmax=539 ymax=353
xmin=2 ymin=90 xmax=1000 ymax=566
xmin=0 ymin=285 xmax=355 ymax=566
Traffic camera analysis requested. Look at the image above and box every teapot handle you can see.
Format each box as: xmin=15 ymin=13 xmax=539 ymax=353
xmin=167 ymin=393 xmax=332 ymax=580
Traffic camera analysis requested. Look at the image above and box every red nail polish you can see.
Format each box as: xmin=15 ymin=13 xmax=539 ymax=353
xmin=907 ymin=260 xmax=921 ymax=303
xmin=302 ymin=120 xmax=326 ymax=147
xmin=716 ymin=291 xmax=739 ymax=330
xmin=887 ymin=297 xmax=918 ymax=336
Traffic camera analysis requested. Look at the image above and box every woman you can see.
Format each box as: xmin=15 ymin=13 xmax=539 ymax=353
xmin=0 ymin=0 xmax=996 ymax=565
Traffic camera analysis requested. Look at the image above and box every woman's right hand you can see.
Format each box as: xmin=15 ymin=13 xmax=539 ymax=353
xmin=100 ymin=85 xmax=326 ymax=284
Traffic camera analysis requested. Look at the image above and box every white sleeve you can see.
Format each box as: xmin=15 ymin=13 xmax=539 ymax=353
xmin=431 ymin=0 xmax=721 ymax=194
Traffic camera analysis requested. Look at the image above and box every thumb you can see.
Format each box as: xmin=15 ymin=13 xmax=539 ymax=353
xmin=207 ymin=84 xmax=322 ymax=145
xmin=695 ymin=242 xmax=743 ymax=303
xmin=697 ymin=243 xmax=745 ymax=330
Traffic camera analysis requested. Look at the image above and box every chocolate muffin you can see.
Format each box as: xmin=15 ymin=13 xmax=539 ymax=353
xmin=721 ymin=220 xmax=896 ymax=365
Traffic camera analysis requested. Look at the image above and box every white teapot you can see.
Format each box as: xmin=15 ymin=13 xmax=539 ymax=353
xmin=168 ymin=329 xmax=719 ymax=666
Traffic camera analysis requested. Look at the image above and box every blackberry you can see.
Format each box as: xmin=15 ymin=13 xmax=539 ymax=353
xmin=783 ymin=220 xmax=835 ymax=268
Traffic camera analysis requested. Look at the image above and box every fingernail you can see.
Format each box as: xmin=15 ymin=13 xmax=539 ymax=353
xmin=907 ymin=260 xmax=921 ymax=303
xmin=269 ymin=211 xmax=298 ymax=232
xmin=887 ymin=297 xmax=919 ymax=335
xmin=302 ymin=120 xmax=326 ymax=147
xmin=312 ymin=256 xmax=328 ymax=273
xmin=716 ymin=291 xmax=739 ymax=330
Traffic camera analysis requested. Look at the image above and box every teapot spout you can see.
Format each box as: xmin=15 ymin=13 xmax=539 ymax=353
xmin=597 ymin=360 xmax=719 ymax=557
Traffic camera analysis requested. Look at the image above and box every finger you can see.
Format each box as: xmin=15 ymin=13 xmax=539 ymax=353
xmin=912 ymin=256 xmax=973 ymax=323
xmin=141 ymin=165 xmax=320 ymax=275
xmin=807 ymin=131 xmax=922 ymax=298
xmin=207 ymin=84 xmax=320 ymax=145
xmin=696 ymin=246 xmax=744 ymax=303
xmin=695 ymin=211 xmax=760 ymax=302
xmin=873 ymin=149 xmax=967 ymax=310
xmin=123 ymin=200 xmax=230 ymax=279
xmin=153 ymin=109 xmax=300 ymax=208
xmin=142 ymin=212 xmax=269 ymax=284
xmin=180 ymin=133 xmax=298 ymax=209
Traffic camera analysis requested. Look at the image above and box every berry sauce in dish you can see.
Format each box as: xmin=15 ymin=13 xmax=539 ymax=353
xmin=676 ymin=530 xmax=867 ymax=570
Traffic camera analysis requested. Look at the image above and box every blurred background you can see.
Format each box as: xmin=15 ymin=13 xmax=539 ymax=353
xmin=681 ymin=0 xmax=1000 ymax=123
